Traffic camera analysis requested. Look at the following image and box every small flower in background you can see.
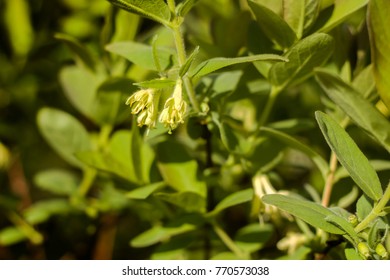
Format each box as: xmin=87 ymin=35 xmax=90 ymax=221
xmin=159 ymin=79 xmax=187 ymax=134
xmin=126 ymin=88 xmax=159 ymax=129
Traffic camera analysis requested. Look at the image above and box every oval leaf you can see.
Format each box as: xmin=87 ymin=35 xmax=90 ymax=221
xmin=37 ymin=108 xmax=92 ymax=167
xmin=210 ymin=188 xmax=253 ymax=216
xmin=262 ymin=194 xmax=344 ymax=234
xmin=315 ymin=111 xmax=383 ymax=201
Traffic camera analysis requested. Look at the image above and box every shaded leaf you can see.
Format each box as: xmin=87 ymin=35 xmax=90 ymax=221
xmin=106 ymin=0 xmax=171 ymax=26
xmin=155 ymin=192 xmax=206 ymax=213
xmin=234 ymin=223 xmax=274 ymax=253
xmin=156 ymin=141 xmax=206 ymax=197
xmin=34 ymin=169 xmax=78 ymax=196
xmin=368 ymin=0 xmax=390 ymax=109
xmin=325 ymin=214 xmax=359 ymax=244
xmin=315 ymin=69 xmax=390 ymax=153
xmin=190 ymin=54 xmax=287 ymax=79
xmin=248 ymin=0 xmax=297 ymax=49
xmin=318 ymin=0 xmax=368 ymax=32
xmin=0 ymin=227 xmax=27 ymax=246
xmin=315 ymin=111 xmax=383 ymax=201
xmin=269 ymin=33 xmax=334 ymax=89
xmin=55 ymin=33 xmax=96 ymax=71
xmin=105 ymin=41 xmax=175 ymax=71
xmin=23 ymin=199 xmax=73 ymax=225
xmin=262 ymin=194 xmax=344 ymax=234
xmin=37 ymin=108 xmax=92 ymax=167
xmin=261 ymin=127 xmax=329 ymax=179
xmin=209 ymin=189 xmax=253 ymax=216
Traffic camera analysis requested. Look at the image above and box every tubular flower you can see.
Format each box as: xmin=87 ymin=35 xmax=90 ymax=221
xmin=126 ymin=88 xmax=159 ymax=128
xmin=159 ymin=79 xmax=187 ymax=133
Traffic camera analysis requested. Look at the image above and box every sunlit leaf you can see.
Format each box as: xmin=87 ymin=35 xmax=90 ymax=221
xmin=368 ymin=0 xmax=390 ymax=109
xmin=315 ymin=111 xmax=383 ymax=201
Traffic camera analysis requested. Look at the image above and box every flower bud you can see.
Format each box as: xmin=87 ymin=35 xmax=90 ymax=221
xmin=348 ymin=215 xmax=358 ymax=226
xmin=375 ymin=243 xmax=388 ymax=259
xmin=357 ymin=242 xmax=371 ymax=259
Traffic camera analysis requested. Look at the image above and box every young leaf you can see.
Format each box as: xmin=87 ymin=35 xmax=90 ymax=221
xmin=176 ymin=0 xmax=200 ymax=16
xmin=0 ymin=227 xmax=27 ymax=246
xmin=190 ymin=54 xmax=287 ymax=79
xmin=179 ymin=46 xmax=199 ymax=77
xmin=209 ymin=189 xmax=254 ymax=216
xmin=318 ymin=0 xmax=368 ymax=32
xmin=262 ymin=194 xmax=344 ymax=234
xmin=269 ymin=33 xmax=334 ymax=90
xmin=23 ymin=199 xmax=73 ymax=225
xmin=105 ymin=41 xmax=175 ymax=71
xmin=368 ymin=0 xmax=390 ymax=109
xmin=315 ymin=69 xmax=390 ymax=153
xmin=345 ymin=248 xmax=364 ymax=260
xmin=315 ymin=111 xmax=383 ymax=201
xmin=106 ymin=0 xmax=171 ymax=26
xmin=134 ymin=78 xmax=176 ymax=89
xmin=54 ymin=33 xmax=96 ymax=72
xmin=282 ymin=0 xmax=320 ymax=39
xmin=248 ymin=0 xmax=297 ymax=49
xmin=37 ymin=108 xmax=92 ymax=167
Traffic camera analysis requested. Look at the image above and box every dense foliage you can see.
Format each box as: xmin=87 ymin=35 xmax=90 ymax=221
xmin=1 ymin=0 xmax=390 ymax=260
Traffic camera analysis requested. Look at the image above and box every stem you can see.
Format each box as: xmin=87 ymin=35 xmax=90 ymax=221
xmin=212 ymin=222 xmax=248 ymax=259
xmin=321 ymin=151 xmax=338 ymax=207
xmin=258 ymin=86 xmax=281 ymax=129
xmin=168 ymin=0 xmax=200 ymax=112
xmin=8 ymin=212 xmax=43 ymax=245
xmin=354 ymin=183 xmax=390 ymax=233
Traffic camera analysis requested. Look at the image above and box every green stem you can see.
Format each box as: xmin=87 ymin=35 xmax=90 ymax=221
xmin=168 ymin=1 xmax=200 ymax=112
xmin=8 ymin=212 xmax=43 ymax=245
xmin=258 ymin=86 xmax=281 ymax=129
xmin=212 ymin=222 xmax=248 ymax=259
xmin=354 ymin=183 xmax=390 ymax=233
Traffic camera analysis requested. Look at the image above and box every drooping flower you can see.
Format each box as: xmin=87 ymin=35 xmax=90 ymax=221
xmin=126 ymin=88 xmax=159 ymax=128
xmin=158 ymin=79 xmax=187 ymax=133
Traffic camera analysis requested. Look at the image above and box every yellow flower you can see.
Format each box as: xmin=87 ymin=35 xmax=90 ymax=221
xmin=126 ymin=88 xmax=159 ymax=128
xmin=158 ymin=79 xmax=187 ymax=133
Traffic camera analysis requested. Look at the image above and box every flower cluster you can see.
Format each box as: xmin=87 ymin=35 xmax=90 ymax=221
xmin=126 ymin=79 xmax=187 ymax=133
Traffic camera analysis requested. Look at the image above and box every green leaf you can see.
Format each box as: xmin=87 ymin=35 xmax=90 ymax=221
xmin=210 ymin=252 xmax=246 ymax=260
xmin=345 ymin=247 xmax=364 ymax=260
xmin=318 ymin=0 xmax=368 ymax=32
xmin=325 ymin=214 xmax=359 ymax=244
xmin=248 ymin=0 xmax=297 ymax=49
xmin=190 ymin=54 xmax=287 ymax=79
xmin=130 ymin=215 xmax=202 ymax=247
xmin=126 ymin=182 xmax=166 ymax=199
xmin=262 ymin=194 xmax=345 ymax=234
xmin=367 ymin=221 xmax=380 ymax=249
xmin=234 ymin=223 xmax=274 ymax=253
xmin=315 ymin=70 xmax=390 ymax=153
xmin=23 ymin=199 xmax=73 ymax=225
xmin=179 ymin=46 xmax=199 ymax=77
xmin=134 ymin=78 xmax=176 ymax=89
xmin=37 ymin=108 xmax=92 ymax=167
xmin=155 ymin=192 xmax=206 ymax=213
xmin=282 ymin=0 xmax=320 ymax=39
xmin=0 ymin=227 xmax=27 ymax=246
xmin=176 ymin=0 xmax=200 ymax=16
xmin=105 ymin=41 xmax=175 ymax=71
xmin=315 ymin=111 xmax=383 ymax=201
xmin=209 ymin=189 xmax=253 ymax=216
xmin=59 ymin=65 xmax=105 ymax=122
xmin=106 ymin=0 xmax=171 ymax=26
xmin=368 ymin=0 xmax=390 ymax=109
xmin=34 ymin=169 xmax=78 ymax=196
xmin=54 ymin=33 xmax=96 ymax=72
xmin=260 ymin=127 xmax=329 ymax=179
xmin=269 ymin=33 xmax=334 ymax=89
xmin=356 ymin=195 xmax=373 ymax=222
xmin=156 ymin=141 xmax=207 ymax=197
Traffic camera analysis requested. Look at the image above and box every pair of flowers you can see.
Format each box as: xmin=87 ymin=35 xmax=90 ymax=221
xmin=126 ymin=79 xmax=187 ymax=133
